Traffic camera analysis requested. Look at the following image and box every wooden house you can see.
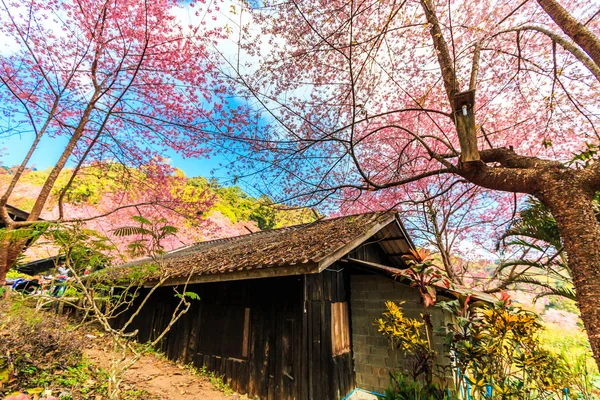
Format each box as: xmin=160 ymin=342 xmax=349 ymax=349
xmin=110 ymin=212 xmax=488 ymax=399
xmin=15 ymin=255 xmax=63 ymax=275
xmin=2 ymin=204 xmax=57 ymax=275
xmin=3 ymin=204 xmax=32 ymax=226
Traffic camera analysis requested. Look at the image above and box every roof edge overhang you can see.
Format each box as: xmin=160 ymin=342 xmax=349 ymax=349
xmin=393 ymin=213 xmax=418 ymax=252
xmin=345 ymin=257 xmax=496 ymax=304
xmin=314 ymin=213 xmax=399 ymax=273
xmin=144 ymin=262 xmax=321 ymax=288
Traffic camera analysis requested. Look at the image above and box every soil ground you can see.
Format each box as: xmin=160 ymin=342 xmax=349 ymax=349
xmin=0 ymin=294 xmax=241 ymax=400
xmin=83 ymin=342 xmax=236 ymax=400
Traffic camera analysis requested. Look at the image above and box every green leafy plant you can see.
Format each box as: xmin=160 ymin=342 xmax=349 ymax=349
xmin=380 ymin=373 xmax=451 ymax=400
xmin=0 ymin=298 xmax=108 ymax=398
xmin=496 ymin=199 xmax=576 ymax=301
xmin=175 ymin=291 xmax=201 ymax=301
xmin=566 ymin=353 xmax=600 ymax=400
xmin=390 ymin=248 xmax=451 ymax=385
xmin=570 ymin=142 xmax=600 ymax=168
xmin=41 ymin=217 xmax=197 ymax=400
xmin=376 ymin=301 xmax=456 ymax=397
xmin=377 ymin=301 xmax=436 ymax=386
xmin=0 ymin=222 xmax=51 ymax=249
xmin=396 ymin=249 xmax=451 ymax=309
xmin=112 ymin=215 xmax=179 ymax=259
xmin=5 ymin=270 xmax=33 ymax=280
xmin=44 ymin=222 xmax=113 ymax=275
xmin=440 ymin=293 xmax=572 ymax=399
xmin=193 ymin=365 xmax=234 ymax=395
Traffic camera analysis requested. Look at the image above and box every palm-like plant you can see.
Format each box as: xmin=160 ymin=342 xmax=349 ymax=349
xmin=112 ymin=215 xmax=178 ymax=261
xmin=496 ymin=199 xmax=578 ymax=301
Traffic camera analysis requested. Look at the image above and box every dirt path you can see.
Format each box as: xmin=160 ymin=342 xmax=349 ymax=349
xmin=84 ymin=346 xmax=234 ymax=400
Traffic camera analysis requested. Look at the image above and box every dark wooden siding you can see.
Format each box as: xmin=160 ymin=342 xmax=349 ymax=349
xmin=304 ymin=266 xmax=355 ymax=400
xmin=115 ymin=276 xmax=304 ymax=400
xmin=114 ymin=267 xmax=359 ymax=400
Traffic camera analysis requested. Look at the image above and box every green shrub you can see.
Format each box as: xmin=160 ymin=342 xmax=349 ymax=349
xmin=439 ymin=295 xmax=572 ymax=399
xmin=0 ymin=299 xmax=105 ymax=398
xmin=6 ymin=270 xmax=33 ymax=280
xmin=380 ymin=373 xmax=451 ymax=400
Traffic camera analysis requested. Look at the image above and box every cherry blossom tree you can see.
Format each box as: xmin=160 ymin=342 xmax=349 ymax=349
xmin=340 ymin=176 xmax=513 ymax=286
xmin=48 ymin=165 xmax=215 ymax=259
xmin=227 ymin=0 xmax=600 ymax=366
xmin=0 ymin=0 xmax=244 ymax=280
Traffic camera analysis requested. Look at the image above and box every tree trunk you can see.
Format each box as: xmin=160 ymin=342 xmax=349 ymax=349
xmin=538 ymin=179 xmax=600 ymax=365
xmin=0 ymin=235 xmax=27 ymax=283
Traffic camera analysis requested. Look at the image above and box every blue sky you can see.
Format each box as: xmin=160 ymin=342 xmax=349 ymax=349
xmin=0 ymin=132 xmax=235 ymax=182
xmin=0 ymin=131 xmax=274 ymax=202
xmin=1 ymin=134 xmax=69 ymax=171
xmin=0 ymin=0 xmax=256 ymax=188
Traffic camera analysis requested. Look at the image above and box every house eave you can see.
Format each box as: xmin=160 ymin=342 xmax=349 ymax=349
xmin=144 ymin=213 xmax=415 ymax=288
xmin=315 ymin=214 xmax=398 ymax=273
xmin=344 ymin=257 xmax=496 ymax=304
xmin=144 ymin=262 xmax=321 ymax=288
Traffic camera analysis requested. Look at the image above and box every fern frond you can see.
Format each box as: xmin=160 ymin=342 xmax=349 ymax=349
xmin=111 ymin=226 xmax=151 ymax=237
xmin=534 ymin=288 xmax=577 ymax=302
xmin=131 ymin=215 xmax=152 ymax=225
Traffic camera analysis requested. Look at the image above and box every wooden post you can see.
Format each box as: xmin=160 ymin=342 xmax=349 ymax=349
xmin=453 ymin=90 xmax=480 ymax=163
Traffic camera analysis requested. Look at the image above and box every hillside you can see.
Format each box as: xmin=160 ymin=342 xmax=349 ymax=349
xmin=0 ymin=165 xmax=317 ymax=263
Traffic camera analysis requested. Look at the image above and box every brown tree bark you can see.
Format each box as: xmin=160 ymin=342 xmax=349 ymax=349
xmin=456 ymin=157 xmax=600 ymax=366
xmin=420 ymin=0 xmax=600 ymax=367
xmin=28 ymin=97 xmax=98 ymax=221
xmin=0 ymin=94 xmax=100 ymax=284
xmin=0 ymin=236 xmax=27 ymax=283
xmin=536 ymin=171 xmax=600 ymax=364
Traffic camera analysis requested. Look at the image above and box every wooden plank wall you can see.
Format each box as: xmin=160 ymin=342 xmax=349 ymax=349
xmin=113 ymin=276 xmax=303 ymax=400
xmin=305 ymin=266 xmax=355 ymax=400
xmin=331 ymin=302 xmax=351 ymax=356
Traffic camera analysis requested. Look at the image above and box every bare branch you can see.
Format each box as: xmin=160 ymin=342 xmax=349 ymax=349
xmin=536 ymin=0 xmax=600 ymax=70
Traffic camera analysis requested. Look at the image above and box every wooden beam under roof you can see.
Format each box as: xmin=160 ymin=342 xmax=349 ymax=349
xmin=384 ymin=252 xmax=410 ymax=257
xmin=375 ymin=237 xmax=405 ymax=242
